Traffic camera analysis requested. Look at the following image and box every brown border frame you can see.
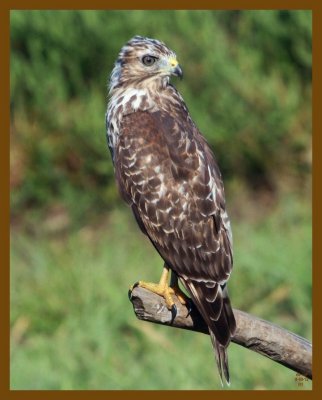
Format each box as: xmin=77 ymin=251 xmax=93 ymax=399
xmin=2 ymin=1 xmax=320 ymax=399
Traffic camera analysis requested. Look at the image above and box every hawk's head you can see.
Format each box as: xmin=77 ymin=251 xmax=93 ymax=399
xmin=109 ymin=36 xmax=183 ymax=92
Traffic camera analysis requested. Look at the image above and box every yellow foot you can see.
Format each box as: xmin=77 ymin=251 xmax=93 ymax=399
xmin=168 ymin=285 xmax=190 ymax=307
xmin=130 ymin=279 xmax=177 ymax=324
xmin=134 ymin=280 xmax=176 ymax=310
xmin=129 ymin=266 xmax=193 ymax=322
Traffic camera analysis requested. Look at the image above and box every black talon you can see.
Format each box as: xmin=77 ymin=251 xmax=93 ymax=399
xmin=186 ymin=298 xmax=193 ymax=317
xmin=128 ymin=288 xmax=133 ymax=300
xmin=170 ymin=304 xmax=177 ymax=325
xmin=128 ymin=281 xmax=140 ymax=300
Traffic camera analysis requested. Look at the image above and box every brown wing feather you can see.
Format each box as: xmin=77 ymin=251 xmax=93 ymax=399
xmin=115 ymin=108 xmax=236 ymax=383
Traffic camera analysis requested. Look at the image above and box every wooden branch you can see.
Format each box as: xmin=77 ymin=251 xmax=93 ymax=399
xmin=129 ymin=286 xmax=312 ymax=380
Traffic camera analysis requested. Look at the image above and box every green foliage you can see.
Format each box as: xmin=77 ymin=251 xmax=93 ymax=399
xmin=10 ymin=10 xmax=312 ymax=222
xmin=10 ymin=199 xmax=311 ymax=390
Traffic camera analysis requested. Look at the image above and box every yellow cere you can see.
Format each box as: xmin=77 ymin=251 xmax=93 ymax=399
xmin=169 ymin=57 xmax=178 ymax=67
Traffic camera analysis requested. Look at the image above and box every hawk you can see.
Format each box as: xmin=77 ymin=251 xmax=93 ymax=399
xmin=106 ymin=36 xmax=236 ymax=385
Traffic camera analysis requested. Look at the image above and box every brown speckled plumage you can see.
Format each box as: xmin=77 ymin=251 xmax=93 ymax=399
xmin=106 ymin=36 xmax=236 ymax=384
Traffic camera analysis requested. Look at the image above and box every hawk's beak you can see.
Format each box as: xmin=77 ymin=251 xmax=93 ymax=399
xmin=172 ymin=64 xmax=183 ymax=79
xmin=169 ymin=58 xmax=183 ymax=79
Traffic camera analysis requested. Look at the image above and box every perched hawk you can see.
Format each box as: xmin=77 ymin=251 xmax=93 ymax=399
xmin=106 ymin=36 xmax=236 ymax=385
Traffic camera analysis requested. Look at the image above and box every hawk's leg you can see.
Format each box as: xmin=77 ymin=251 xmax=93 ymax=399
xmin=169 ymin=271 xmax=193 ymax=316
xmin=131 ymin=265 xmax=177 ymax=323
xmin=130 ymin=265 xmax=192 ymax=323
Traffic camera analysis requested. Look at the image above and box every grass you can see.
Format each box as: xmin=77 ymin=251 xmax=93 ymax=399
xmin=10 ymin=195 xmax=312 ymax=390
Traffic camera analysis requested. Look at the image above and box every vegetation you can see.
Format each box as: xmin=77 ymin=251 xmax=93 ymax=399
xmin=10 ymin=202 xmax=312 ymax=390
xmin=10 ymin=10 xmax=311 ymax=389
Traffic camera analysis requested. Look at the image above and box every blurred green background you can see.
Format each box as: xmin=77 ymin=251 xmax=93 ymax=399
xmin=10 ymin=10 xmax=312 ymax=390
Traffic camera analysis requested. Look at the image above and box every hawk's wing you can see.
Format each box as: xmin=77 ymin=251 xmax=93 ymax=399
xmin=115 ymin=109 xmax=236 ymax=381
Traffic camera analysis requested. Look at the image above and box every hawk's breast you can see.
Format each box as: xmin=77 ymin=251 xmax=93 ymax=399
xmin=114 ymin=109 xmax=232 ymax=283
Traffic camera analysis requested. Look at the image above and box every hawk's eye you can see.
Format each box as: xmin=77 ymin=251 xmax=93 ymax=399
xmin=142 ymin=55 xmax=157 ymax=66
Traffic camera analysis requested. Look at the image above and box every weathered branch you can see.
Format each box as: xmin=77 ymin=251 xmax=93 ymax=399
xmin=129 ymin=286 xmax=312 ymax=380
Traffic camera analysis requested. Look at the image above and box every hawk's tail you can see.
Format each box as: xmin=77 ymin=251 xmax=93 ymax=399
xmin=209 ymin=330 xmax=230 ymax=386
xmin=208 ymin=286 xmax=236 ymax=385
xmin=182 ymin=278 xmax=236 ymax=386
